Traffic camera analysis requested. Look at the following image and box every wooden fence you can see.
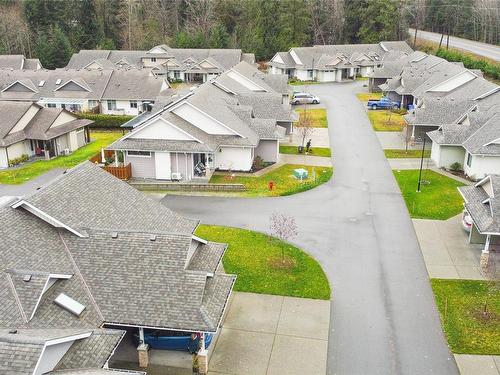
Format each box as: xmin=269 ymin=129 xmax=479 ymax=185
xmin=103 ymin=163 xmax=132 ymax=180
xmin=89 ymin=150 xmax=114 ymax=164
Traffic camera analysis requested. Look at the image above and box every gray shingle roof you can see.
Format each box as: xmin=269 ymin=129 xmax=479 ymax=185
xmin=61 ymin=229 xmax=235 ymax=331
xmin=188 ymin=242 xmax=227 ymax=274
xmin=66 ymin=46 xmax=250 ymax=73
xmin=21 ymin=161 xmax=198 ymax=234
xmin=0 ymin=102 xmax=92 ymax=147
xmin=404 ymin=97 xmax=476 ymax=126
xmin=459 ymin=175 xmax=500 ymax=233
xmin=0 ymin=55 xmax=24 ymax=69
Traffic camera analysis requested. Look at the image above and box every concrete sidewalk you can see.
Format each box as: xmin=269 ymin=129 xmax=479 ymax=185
xmin=389 ymin=158 xmax=434 ymax=170
xmin=455 ymin=354 xmax=500 ymax=375
xmin=413 ymin=214 xmax=485 ymax=279
xmin=209 ymin=292 xmax=330 ymax=375
xmin=282 ymin=128 xmax=330 ymax=148
xmin=279 ymin=153 xmax=332 ymax=167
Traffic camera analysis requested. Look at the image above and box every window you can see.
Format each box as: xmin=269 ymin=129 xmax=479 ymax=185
xmin=107 ymin=100 xmax=117 ymax=110
xmin=466 ymin=152 xmax=472 ymax=167
xmin=61 ymin=104 xmax=66 ymax=109
xmin=127 ymin=150 xmax=151 ymax=157
xmin=47 ymin=103 xmax=56 ymax=108
xmin=307 ymin=69 xmax=313 ymax=78
xmin=88 ymin=100 xmax=99 ymax=108
xmin=130 ymin=100 xmax=138 ymax=109
xmin=151 ymin=57 xmax=156 ymax=63
xmin=174 ymin=71 xmax=180 ymax=79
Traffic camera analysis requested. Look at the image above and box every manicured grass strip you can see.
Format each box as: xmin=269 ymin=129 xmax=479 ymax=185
xmin=0 ymin=131 xmax=122 ymax=185
xmin=210 ymin=164 xmax=333 ymax=197
xmin=195 ymin=225 xmax=331 ymax=300
xmin=431 ymin=279 xmax=500 ymax=355
xmin=356 ymin=92 xmax=382 ymax=102
xmin=279 ymin=145 xmax=331 ymax=157
xmin=295 ymin=108 xmax=328 ymax=127
xmin=384 ymin=149 xmax=431 ymax=158
xmin=367 ymin=110 xmax=405 ymax=131
xmin=289 ymin=80 xmax=321 ymax=86
xmin=393 ymin=169 xmax=464 ymax=220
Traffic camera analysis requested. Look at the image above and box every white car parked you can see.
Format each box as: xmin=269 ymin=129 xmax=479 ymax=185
xmin=291 ymin=92 xmax=320 ymax=105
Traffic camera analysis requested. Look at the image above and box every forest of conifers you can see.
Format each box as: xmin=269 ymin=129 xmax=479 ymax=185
xmin=1 ymin=0 xmax=499 ymax=69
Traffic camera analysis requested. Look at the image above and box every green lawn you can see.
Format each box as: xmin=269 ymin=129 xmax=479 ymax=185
xmin=289 ymin=80 xmax=321 ymax=86
xmin=279 ymin=145 xmax=331 ymax=157
xmin=0 ymin=131 xmax=122 ymax=184
xmin=195 ymin=225 xmax=331 ymax=300
xmin=393 ymin=169 xmax=465 ymax=220
xmin=210 ymin=164 xmax=333 ymax=197
xmin=432 ymin=279 xmax=500 ymax=354
xmin=295 ymin=108 xmax=328 ymax=127
xmin=356 ymin=92 xmax=382 ymax=102
xmin=384 ymin=149 xmax=431 ymax=158
xmin=367 ymin=110 xmax=405 ymax=131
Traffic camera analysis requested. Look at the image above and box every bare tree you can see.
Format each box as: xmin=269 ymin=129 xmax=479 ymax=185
xmin=270 ymin=212 xmax=298 ymax=262
xmin=479 ymin=251 xmax=499 ymax=318
xmin=295 ymin=106 xmax=315 ymax=152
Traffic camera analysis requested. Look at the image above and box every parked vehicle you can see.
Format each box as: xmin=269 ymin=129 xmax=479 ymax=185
xmin=133 ymin=330 xmax=213 ymax=352
xmin=367 ymin=96 xmax=401 ymax=110
xmin=291 ymin=92 xmax=320 ymax=105
xmin=461 ymin=210 xmax=473 ymax=232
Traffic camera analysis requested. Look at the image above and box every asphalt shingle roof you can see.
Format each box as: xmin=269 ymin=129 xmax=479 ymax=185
xmin=459 ymin=175 xmax=500 ymax=233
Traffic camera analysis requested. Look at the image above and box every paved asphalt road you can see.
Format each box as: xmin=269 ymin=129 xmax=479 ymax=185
xmin=410 ymin=28 xmax=500 ymax=61
xmin=162 ymin=82 xmax=459 ymax=375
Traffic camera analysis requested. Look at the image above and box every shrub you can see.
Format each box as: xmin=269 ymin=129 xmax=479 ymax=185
xmin=252 ymin=156 xmax=265 ymax=170
xmin=449 ymin=162 xmax=463 ymax=172
xmin=8 ymin=154 xmax=29 ymax=167
xmin=435 ymin=49 xmax=500 ymax=80
xmin=76 ymin=113 xmax=134 ymax=129
xmin=168 ymin=78 xmax=184 ymax=84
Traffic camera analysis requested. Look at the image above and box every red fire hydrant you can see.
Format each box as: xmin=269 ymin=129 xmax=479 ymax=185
xmin=268 ymin=181 xmax=274 ymax=191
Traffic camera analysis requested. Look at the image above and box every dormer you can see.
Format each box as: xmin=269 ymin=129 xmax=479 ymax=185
xmin=124 ymin=116 xmax=203 ymax=142
xmin=54 ymin=79 xmax=91 ymax=92
xmin=147 ymin=44 xmax=171 ymax=54
xmin=6 ymin=269 xmax=73 ymax=321
xmin=1 ymin=79 xmax=38 ymax=93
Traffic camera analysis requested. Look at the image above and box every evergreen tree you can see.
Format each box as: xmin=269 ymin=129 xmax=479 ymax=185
xmin=357 ymin=0 xmax=399 ymax=43
xmin=34 ymin=26 xmax=72 ymax=69
xmin=279 ymin=0 xmax=311 ymax=49
xmin=73 ymin=0 xmax=100 ymax=49
xmin=343 ymin=0 xmax=369 ymax=43
xmin=209 ymin=24 xmax=230 ymax=48
xmin=254 ymin=0 xmax=281 ymax=60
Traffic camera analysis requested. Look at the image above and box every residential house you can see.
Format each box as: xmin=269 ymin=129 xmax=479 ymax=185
xmin=458 ymin=174 xmax=500 ymax=266
xmin=66 ymin=45 xmax=255 ymax=83
xmin=0 ymin=68 xmax=170 ymax=116
xmin=427 ymin=90 xmax=500 ymax=180
xmin=0 ymin=101 xmax=92 ymax=169
xmin=0 ymin=161 xmax=235 ymax=374
xmin=107 ymin=61 xmax=295 ymax=180
xmin=269 ymin=41 xmax=413 ymax=82
xmin=0 ymin=54 xmax=42 ymax=70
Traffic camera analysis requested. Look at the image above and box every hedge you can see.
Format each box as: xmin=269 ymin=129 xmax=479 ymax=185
xmin=76 ymin=113 xmax=134 ymax=129
xmin=435 ymin=49 xmax=500 ymax=80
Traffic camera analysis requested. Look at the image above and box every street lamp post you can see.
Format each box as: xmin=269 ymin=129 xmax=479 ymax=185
xmin=417 ymin=136 xmax=427 ymax=192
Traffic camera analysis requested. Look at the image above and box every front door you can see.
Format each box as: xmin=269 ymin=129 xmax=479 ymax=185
xmin=155 ymin=152 xmax=171 ymax=180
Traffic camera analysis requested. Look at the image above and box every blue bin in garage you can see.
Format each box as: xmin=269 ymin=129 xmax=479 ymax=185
xmin=293 ymin=168 xmax=308 ymax=180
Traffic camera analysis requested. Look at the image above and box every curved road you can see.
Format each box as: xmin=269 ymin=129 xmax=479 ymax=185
xmin=162 ymin=82 xmax=458 ymax=375
xmin=410 ymin=28 xmax=500 ymax=61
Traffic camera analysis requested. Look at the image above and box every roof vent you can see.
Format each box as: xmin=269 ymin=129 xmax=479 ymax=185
xmin=54 ymin=293 xmax=86 ymax=316
xmin=8 ymin=329 xmax=17 ymax=334
xmin=23 ymin=274 xmax=32 ymax=282
xmin=111 ymin=232 xmax=118 ymax=239
xmin=150 ymin=235 xmax=157 ymax=242
xmin=56 ymin=79 xmax=62 ymax=85
xmin=38 ymin=80 xmax=45 ymax=87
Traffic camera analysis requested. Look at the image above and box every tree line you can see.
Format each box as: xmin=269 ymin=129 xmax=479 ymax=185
xmin=0 ymin=0 xmax=498 ymax=70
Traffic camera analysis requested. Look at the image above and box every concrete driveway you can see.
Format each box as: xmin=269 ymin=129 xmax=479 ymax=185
xmin=209 ymin=292 xmax=330 ymax=375
xmin=162 ymin=81 xmax=458 ymax=374
xmin=413 ymin=214 xmax=488 ymax=280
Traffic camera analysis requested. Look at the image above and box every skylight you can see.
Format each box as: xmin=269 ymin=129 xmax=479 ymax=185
xmin=38 ymin=80 xmax=45 ymax=87
xmin=56 ymin=79 xmax=62 ymax=85
xmin=54 ymin=293 xmax=86 ymax=316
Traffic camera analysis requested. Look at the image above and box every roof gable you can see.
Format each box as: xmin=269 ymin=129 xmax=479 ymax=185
xmin=2 ymin=80 xmax=38 ymax=93
xmin=128 ymin=116 xmax=201 ymax=142
xmin=54 ymin=79 xmax=91 ymax=92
